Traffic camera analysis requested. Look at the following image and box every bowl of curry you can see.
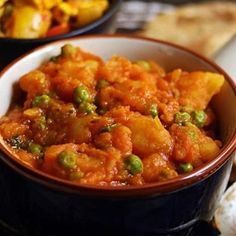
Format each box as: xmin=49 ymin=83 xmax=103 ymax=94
xmin=0 ymin=35 xmax=235 ymax=235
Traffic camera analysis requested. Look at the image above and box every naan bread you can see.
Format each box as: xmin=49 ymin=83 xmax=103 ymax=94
xmin=215 ymin=181 xmax=236 ymax=236
xmin=141 ymin=2 xmax=236 ymax=57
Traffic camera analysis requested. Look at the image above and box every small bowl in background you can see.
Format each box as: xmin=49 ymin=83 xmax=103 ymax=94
xmin=0 ymin=0 xmax=122 ymax=69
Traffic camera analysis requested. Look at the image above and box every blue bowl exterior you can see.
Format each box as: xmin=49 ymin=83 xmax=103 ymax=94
xmin=0 ymin=0 xmax=122 ymax=69
xmin=0 ymin=152 xmax=233 ymax=235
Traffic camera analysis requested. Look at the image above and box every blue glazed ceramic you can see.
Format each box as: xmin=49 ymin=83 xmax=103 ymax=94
xmin=0 ymin=36 xmax=235 ymax=236
xmin=0 ymin=157 xmax=231 ymax=235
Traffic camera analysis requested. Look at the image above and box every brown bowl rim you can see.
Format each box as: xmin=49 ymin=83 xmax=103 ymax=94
xmin=0 ymin=34 xmax=236 ymax=198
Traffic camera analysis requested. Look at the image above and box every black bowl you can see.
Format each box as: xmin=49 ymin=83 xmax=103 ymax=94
xmin=0 ymin=0 xmax=122 ymax=69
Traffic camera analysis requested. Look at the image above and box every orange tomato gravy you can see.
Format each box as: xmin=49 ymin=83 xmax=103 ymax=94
xmin=0 ymin=45 xmax=224 ymax=186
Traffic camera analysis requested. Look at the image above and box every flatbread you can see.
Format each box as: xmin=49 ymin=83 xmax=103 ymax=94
xmin=214 ymin=181 xmax=236 ymax=236
xmin=140 ymin=1 xmax=236 ymax=57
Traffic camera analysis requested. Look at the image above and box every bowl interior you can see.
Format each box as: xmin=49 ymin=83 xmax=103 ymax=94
xmin=0 ymin=36 xmax=235 ymax=194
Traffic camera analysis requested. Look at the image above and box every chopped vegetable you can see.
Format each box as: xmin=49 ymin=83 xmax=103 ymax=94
xmin=179 ymin=163 xmax=193 ymax=173
xmin=49 ymin=56 xmax=59 ymax=62
xmin=57 ymin=150 xmax=78 ymax=169
xmin=61 ymin=44 xmax=76 ymax=57
xmin=69 ymin=171 xmax=84 ymax=180
xmin=0 ymin=0 xmax=7 ymax=8
xmin=23 ymin=107 xmax=42 ymax=118
xmin=35 ymin=116 xmax=46 ymax=130
xmin=136 ymin=60 xmax=151 ymax=71
xmin=79 ymin=102 xmax=96 ymax=114
xmin=96 ymin=79 xmax=110 ymax=90
xmin=174 ymin=112 xmax=191 ymax=125
xmin=73 ymin=86 xmax=90 ymax=104
xmin=7 ymin=136 xmax=26 ymax=149
xmin=149 ymin=104 xmax=158 ymax=118
xmin=192 ymin=110 xmax=206 ymax=128
xmin=32 ymin=94 xmax=50 ymax=107
xmin=125 ymin=154 xmax=143 ymax=175
xmin=101 ymin=123 xmax=117 ymax=133
xmin=76 ymin=1 xmax=109 ymax=27
xmin=46 ymin=23 xmax=70 ymax=37
xmin=28 ymin=143 xmax=42 ymax=156
xmin=97 ymin=107 xmax=107 ymax=115
xmin=3 ymin=6 xmax=51 ymax=38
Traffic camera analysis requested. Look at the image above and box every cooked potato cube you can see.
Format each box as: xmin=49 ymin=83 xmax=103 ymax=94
xmin=77 ymin=0 xmax=109 ymax=27
xmin=174 ymin=71 xmax=224 ymax=110
xmin=126 ymin=114 xmax=173 ymax=157
xmin=170 ymin=123 xmax=220 ymax=166
xmin=5 ymin=6 xmax=51 ymax=38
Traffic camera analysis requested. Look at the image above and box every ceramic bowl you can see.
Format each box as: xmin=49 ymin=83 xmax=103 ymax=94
xmin=0 ymin=35 xmax=235 ymax=236
xmin=0 ymin=0 xmax=122 ymax=69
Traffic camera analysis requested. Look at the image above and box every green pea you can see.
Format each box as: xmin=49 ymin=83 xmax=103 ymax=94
xmin=97 ymin=108 xmax=108 ymax=115
xmin=136 ymin=60 xmax=151 ymax=71
xmin=28 ymin=143 xmax=42 ymax=156
xmin=179 ymin=163 xmax=193 ymax=173
xmin=57 ymin=150 xmax=78 ymax=169
xmin=61 ymin=44 xmax=76 ymax=57
xmin=101 ymin=123 xmax=117 ymax=132
xmin=36 ymin=116 xmax=46 ymax=130
xmin=69 ymin=171 xmax=84 ymax=180
xmin=79 ymin=102 xmax=96 ymax=114
xmin=32 ymin=95 xmax=50 ymax=107
xmin=49 ymin=56 xmax=59 ymax=62
xmin=191 ymin=110 xmax=206 ymax=128
xmin=96 ymin=79 xmax=110 ymax=90
xmin=149 ymin=104 xmax=158 ymax=118
xmin=73 ymin=86 xmax=90 ymax=104
xmin=174 ymin=112 xmax=191 ymax=125
xmin=125 ymin=154 xmax=143 ymax=175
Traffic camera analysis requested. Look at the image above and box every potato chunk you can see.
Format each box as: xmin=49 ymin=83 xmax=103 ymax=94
xmin=76 ymin=0 xmax=109 ymax=27
xmin=5 ymin=6 xmax=51 ymax=38
xmin=170 ymin=123 xmax=220 ymax=167
xmin=125 ymin=114 xmax=173 ymax=157
xmin=174 ymin=71 xmax=224 ymax=110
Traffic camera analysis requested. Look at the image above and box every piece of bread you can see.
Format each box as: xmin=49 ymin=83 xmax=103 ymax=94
xmin=140 ymin=1 xmax=236 ymax=57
